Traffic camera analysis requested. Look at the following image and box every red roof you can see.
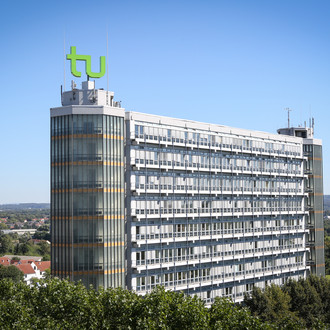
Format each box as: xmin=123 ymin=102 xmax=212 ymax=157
xmin=35 ymin=261 xmax=50 ymax=272
xmin=16 ymin=263 xmax=35 ymax=275
xmin=11 ymin=259 xmax=35 ymax=265
xmin=0 ymin=257 xmax=10 ymax=266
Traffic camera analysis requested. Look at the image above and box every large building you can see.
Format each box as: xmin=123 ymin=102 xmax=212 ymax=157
xmin=51 ymin=81 xmax=324 ymax=303
xmin=51 ymin=81 xmax=125 ymax=288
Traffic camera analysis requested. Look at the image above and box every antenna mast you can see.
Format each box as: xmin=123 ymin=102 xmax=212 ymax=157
xmin=106 ymin=28 xmax=109 ymax=105
xmin=285 ymin=107 xmax=292 ymax=128
xmin=63 ymin=31 xmax=66 ymax=92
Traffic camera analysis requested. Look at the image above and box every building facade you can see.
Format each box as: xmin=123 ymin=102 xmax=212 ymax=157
xmin=51 ymin=82 xmax=324 ymax=303
xmin=50 ymin=81 xmax=125 ymax=289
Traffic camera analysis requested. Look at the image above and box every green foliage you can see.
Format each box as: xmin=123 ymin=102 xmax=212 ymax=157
xmin=0 ymin=276 xmax=329 ymax=329
xmin=325 ymin=235 xmax=330 ymax=276
xmin=43 ymin=267 xmax=51 ymax=279
xmin=18 ymin=233 xmax=31 ymax=244
xmin=209 ymin=296 xmax=269 ymax=329
xmin=0 ymin=235 xmax=14 ymax=254
xmin=244 ymin=284 xmax=302 ymax=329
xmin=38 ymin=240 xmax=50 ymax=256
xmin=0 ymin=278 xmax=269 ymax=330
xmin=0 ymin=223 xmax=8 ymax=230
xmin=0 ymin=232 xmax=50 ymax=257
xmin=33 ymin=224 xmax=51 ymax=241
xmin=11 ymin=256 xmax=21 ymax=262
xmin=324 ymin=218 xmax=330 ymax=236
xmin=244 ymin=276 xmax=330 ymax=329
xmin=142 ymin=286 xmax=209 ymax=329
xmin=283 ymin=276 xmax=324 ymax=328
xmin=0 ymin=265 xmax=24 ymax=282
xmin=100 ymin=286 xmax=144 ymax=328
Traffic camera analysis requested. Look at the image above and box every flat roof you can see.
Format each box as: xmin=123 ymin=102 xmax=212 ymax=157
xmin=126 ymin=111 xmax=314 ymax=145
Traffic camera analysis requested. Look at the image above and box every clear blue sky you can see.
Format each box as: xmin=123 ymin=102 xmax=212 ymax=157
xmin=1 ymin=0 xmax=330 ymax=203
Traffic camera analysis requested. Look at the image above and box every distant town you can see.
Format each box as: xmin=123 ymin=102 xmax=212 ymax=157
xmin=0 ymin=204 xmax=50 ymax=284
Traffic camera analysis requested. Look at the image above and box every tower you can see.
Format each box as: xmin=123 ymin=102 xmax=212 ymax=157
xmin=50 ymin=81 xmax=126 ymax=288
xmin=278 ymin=123 xmax=325 ymax=276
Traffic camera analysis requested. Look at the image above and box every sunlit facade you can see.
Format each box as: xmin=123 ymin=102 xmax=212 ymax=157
xmin=126 ymin=113 xmax=324 ymax=303
xmin=51 ymin=82 xmax=324 ymax=303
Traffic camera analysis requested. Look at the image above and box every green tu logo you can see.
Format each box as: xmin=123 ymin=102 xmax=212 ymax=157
xmin=67 ymin=46 xmax=106 ymax=78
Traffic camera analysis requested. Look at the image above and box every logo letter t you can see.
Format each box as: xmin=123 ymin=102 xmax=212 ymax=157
xmin=66 ymin=46 xmax=82 ymax=77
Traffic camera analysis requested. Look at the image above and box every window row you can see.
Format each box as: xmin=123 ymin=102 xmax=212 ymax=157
xmin=132 ymin=174 xmax=303 ymax=194
xmin=134 ymin=124 xmax=301 ymax=157
xmin=132 ymin=218 xmax=304 ymax=240
xmin=133 ymin=237 xmax=304 ymax=266
xmin=133 ymin=258 xmax=304 ymax=292
xmin=131 ymin=148 xmax=302 ymax=175
xmin=131 ymin=198 xmax=304 ymax=216
xmin=51 ymin=114 xmax=123 ymax=136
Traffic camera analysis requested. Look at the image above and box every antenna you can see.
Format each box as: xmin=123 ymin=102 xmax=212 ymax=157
xmin=63 ymin=31 xmax=66 ymax=92
xmin=285 ymin=107 xmax=292 ymax=128
xmin=106 ymin=27 xmax=109 ymax=105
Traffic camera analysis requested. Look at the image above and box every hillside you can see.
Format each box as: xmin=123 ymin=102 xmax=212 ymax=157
xmin=0 ymin=204 xmax=50 ymax=211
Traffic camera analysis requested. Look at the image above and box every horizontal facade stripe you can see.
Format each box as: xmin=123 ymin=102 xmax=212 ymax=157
xmin=54 ymin=269 xmax=125 ymax=275
xmin=316 ymin=264 xmax=325 ymax=267
xmin=307 ymin=157 xmax=322 ymax=161
xmin=52 ymin=242 xmax=124 ymax=247
xmin=309 ymin=210 xmax=323 ymax=214
xmin=308 ymin=175 xmax=322 ymax=178
xmin=51 ymin=161 xmax=124 ymax=167
xmin=52 ymin=134 xmax=124 ymax=140
xmin=52 ymin=188 xmax=124 ymax=193
xmin=52 ymin=215 xmax=125 ymax=220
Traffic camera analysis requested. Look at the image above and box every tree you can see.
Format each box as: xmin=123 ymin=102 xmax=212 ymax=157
xmin=0 ymin=223 xmax=8 ymax=230
xmin=38 ymin=241 xmax=50 ymax=256
xmin=141 ymin=286 xmax=209 ymax=329
xmin=17 ymin=243 xmax=30 ymax=255
xmin=11 ymin=256 xmax=21 ymax=262
xmin=0 ymin=277 xmax=329 ymax=329
xmin=0 ymin=235 xmax=14 ymax=254
xmin=18 ymin=233 xmax=31 ymax=244
xmin=209 ymin=296 xmax=269 ymax=329
xmin=283 ymin=277 xmax=324 ymax=328
xmin=244 ymin=284 xmax=302 ymax=328
xmin=43 ymin=268 xmax=51 ymax=279
xmin=42 ymin=255 xmax=50 ymax=261
xmin=33 ymin=225 xmax=51 ymax=241
xmin=0 ymin=265 xmax=24 ymax=282
xmin=325 ymin=236 xmax=330 ymax=276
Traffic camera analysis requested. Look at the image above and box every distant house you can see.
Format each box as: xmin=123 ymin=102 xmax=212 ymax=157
xmin=1 ymin=256 xmax=50 ymax=285
xmin=16 ymin=263 xmax=37 ymax=285
xmin=34 ymin=261 xmax=51 ymax=276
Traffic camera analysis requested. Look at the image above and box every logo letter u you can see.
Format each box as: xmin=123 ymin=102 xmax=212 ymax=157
xmin=85 ymin=55 xmax=106 ymax=79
